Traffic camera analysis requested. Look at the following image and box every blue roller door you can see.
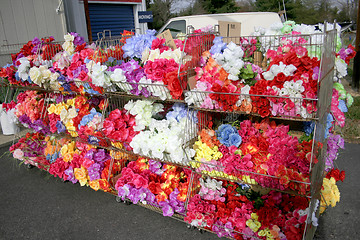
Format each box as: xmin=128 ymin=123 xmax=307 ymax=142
xmin=89 ymin=3 xmax=135 ymax=41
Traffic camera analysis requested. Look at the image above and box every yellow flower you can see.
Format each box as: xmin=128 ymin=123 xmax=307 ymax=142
xmin=60 ymin=145 xmax=68 ymax=157
xmin=251 ymin=213 xmax=259 ymax=221
xmin=48 ymin=104 xmax=57 ymax=114
xmin=246 ymin=218 xmax=261 ymax=232
xmin=66 ymin=98 xmax=75 ymax=107
xmin=89 ymin=180 xmax=100 ymax=191
xmin=66 ymin=120 xmax=76 ymax=132
xmin=320 ymin=177 xmax=340 ymax=213
xmin=63 ymin=152 xmax=73 ymax=162
xmin=74 ymin=167 xmax=88 ymax=186
xmin=54 ymin=103 xmax=66 ymax=115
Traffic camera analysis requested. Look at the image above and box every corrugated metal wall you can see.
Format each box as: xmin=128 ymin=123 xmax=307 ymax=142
xmin=88 ymin=3 xmax=135 ymax=41
xmin=0 ymin=0 xmax=66 ymax=45
xmin=0 ymin=0 xmax=67 ymax=66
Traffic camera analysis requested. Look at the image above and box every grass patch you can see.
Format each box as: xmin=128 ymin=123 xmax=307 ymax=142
xmin=345 ymin=96 xmax=360 ymax=120
xmin=343 ymin=96 xmax=360 ymax=143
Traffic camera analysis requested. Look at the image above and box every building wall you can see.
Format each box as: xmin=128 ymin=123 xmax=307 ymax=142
xmin=0 ymin=0 xmax=67 ymax=46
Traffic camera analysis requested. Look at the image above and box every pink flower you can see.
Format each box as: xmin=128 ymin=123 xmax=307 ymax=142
xmin=133 ymin=174 xmax=148 ymax=188
xmin=13 ymin=149 xmax=24 ymax=160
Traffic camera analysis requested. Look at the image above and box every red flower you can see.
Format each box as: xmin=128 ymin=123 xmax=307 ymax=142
xmin=165 ymin=71 xmax=184 ymax=100
xmin=326 ymin=168 xmax=345 ymax=182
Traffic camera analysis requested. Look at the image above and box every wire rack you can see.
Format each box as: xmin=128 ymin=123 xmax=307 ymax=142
xmin=180 ymin=25 xmax=337 ymax=240
xmin=92 ymin=30 xmax=133 ymax=64
xmin=179 ymin=31 xmax=333 ymax=121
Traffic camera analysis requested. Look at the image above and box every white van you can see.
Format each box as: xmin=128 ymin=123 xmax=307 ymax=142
xmin=158 ymin=12 xmax=282 ymax=37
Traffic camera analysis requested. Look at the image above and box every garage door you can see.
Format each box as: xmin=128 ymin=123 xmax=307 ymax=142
xmin=89 ymin=3 xmax=135 ymax=41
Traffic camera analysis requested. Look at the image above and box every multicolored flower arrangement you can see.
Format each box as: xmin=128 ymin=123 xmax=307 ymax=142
xmin=126 ymin=100 xmax=196 ymax=165
xmin=35 ymin=136 xmax=122 ymax=191
xmin=185 ymin=178 xmax=310 ymax=240
xmin=10 ymin=132 xmax=49 ymax=169
xmin=185 ymin=35 xmax=321 ymax=119
xmin=190 ymin=119 xmax=319 ymax=194
xmin=115 ymin=157 xmax=192 ymax=217
xmin=102 ymin=108 xmax=138 ymax=150
xmin=46 ymin=93 xmax=107 ymax=145
xmin=3 ymin=21 xmax=354 ymax=239
xmin=14 ymin=91 xmax=50 ymax=135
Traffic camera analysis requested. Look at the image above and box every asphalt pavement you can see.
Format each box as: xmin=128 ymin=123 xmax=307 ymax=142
xmin=0 ymin=142 xmax=359 ymax=240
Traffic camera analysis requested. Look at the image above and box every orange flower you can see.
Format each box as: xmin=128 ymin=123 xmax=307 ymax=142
xmin=219 ymin=68 xmax=229 ymax=82
xmin=99 ymin=179 xmax=110 ymax=191
xmin=63 ymin=152 xmax=73 ymax=162
xmin=155 ymin=191 xmax=168 ymax=202
xmin=74 ymin=166 xmax=88 ymax=185
xmin=89 ymin=179 xmax=100 ymax=191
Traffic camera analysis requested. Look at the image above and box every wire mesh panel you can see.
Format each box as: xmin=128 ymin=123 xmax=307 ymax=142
xmin=92 ymin=30 xmax=134 ymax=64
xmin=179 ymin=32 xmax=332 ymax=121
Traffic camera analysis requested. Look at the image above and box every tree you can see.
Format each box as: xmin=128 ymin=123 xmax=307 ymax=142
xmin=202 ymin=0 xmax=240 ymax=14
xmin=148 ymin=0 xmax=175 ymax=29
xmin=236 ymin=0 xmax=256 ymax=12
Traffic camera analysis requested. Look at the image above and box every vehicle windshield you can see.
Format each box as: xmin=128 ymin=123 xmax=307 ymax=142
xmin=162 ymin=20 xmax=186 ymax=38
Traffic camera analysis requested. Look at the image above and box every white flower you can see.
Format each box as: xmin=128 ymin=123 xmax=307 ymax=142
xmin=110 ymin=69 xmax=132 ymax=93
xmin=147 ymin=48 xmax=161 ymax=62
xmin=55 ymin=51 xmax=71 ymax=69
xmin=160 ymin=49 xmax=183 ymax=64
xmin=89 ymin=62 xmax=108 ymax=87
xmin=29 ymin=66 xmax=42 ymax=86
xmin=62 ymin=41 xmax=74 ymax=55
xmin=39 ymin=66 xmax=51 ymax=80
xmin=17 ymin=57 xmax=30 ymax=81
xmin=64 ymin=33 xmax=75 ymax=42
xmin=141 ymin=47 xmax=151 ymax=63
xmin=262 ymin=71 xmax=274 ymax=80
xmin=335 ymin=58 xmax=347 ymax=78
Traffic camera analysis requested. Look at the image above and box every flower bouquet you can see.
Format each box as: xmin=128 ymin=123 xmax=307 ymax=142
xmin=115 ymin=157 xmax=192 ymax=217
xmin=14 ymin=90 xmax=51 ymax=135
xmin=10 ymin=132 xmax=49 ymax=169
xmin=189 ymin=118 xmax=322 ymax=195
xmin=185 ymin=177 xmax=311 ymax=240
xmin=123 ymin=100 xmax=196 ymax=165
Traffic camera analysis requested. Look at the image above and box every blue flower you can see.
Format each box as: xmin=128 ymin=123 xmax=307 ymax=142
xmin=123 ymin=30 xmax=157 ymax=58
xmin=209 ymin=37 xmax=227 ymax=55
xmin=338 ymin=100 xmax=348 ymax=113
xmin=229 ymin=133 xmax=242 ymax=147
xmin=303 ymin=121 xmax=315 ymax=136
xmin=166 ymin=103 xmax=188 ymax=122
xmin=56 ymin=121 xmax=66 ymax=133
xmin=325 ymin=113 xmax=334 ymax=139
xmin=15 ymin=72 xmax=20 ymax=81
xmin=216 ymin=124 xmax=242 ymax=147
xmin=50 ymin=152 xmax=59 ymax=163
xmin=88 ymin=135 xmax=99 ymax=145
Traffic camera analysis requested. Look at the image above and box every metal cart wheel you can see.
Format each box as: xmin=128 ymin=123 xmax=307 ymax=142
xmin=115 ymin=196 xmax=122 ymax=203
xmin=25 ymin=163 xmax=33 ymax=169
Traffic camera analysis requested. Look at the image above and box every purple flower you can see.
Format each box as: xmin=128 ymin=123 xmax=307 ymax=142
xmin=212 ymin=220 xmax=233 ymax=238
xmin=118 ymin=184 xmax=132 ymax=201
xmin=148 ymin=160 xmax=164 ymax=175
xmin=159 ymin=200 xmax=174 ymax=217
xmin=325 ymin=133 xmax=345 ymax=171
xmin=93 ymin=149 xmax=110 ymax=163
xmin=88 ymin=163 xmax=101 ymax=181
xmin=56 ymin=121 xmax=66 ymax=133
xmin=70 ymin=32 xmax=86 ymax=46
xmin=312 ymin=66 xmax=320 ymax=80
xmin=84 ymin=149 xmax=95 ymax=160
xmin=64 ymin=166 xmax=78 ymax=184
xmin=19 ymin=114 xmax=31 ymax=127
